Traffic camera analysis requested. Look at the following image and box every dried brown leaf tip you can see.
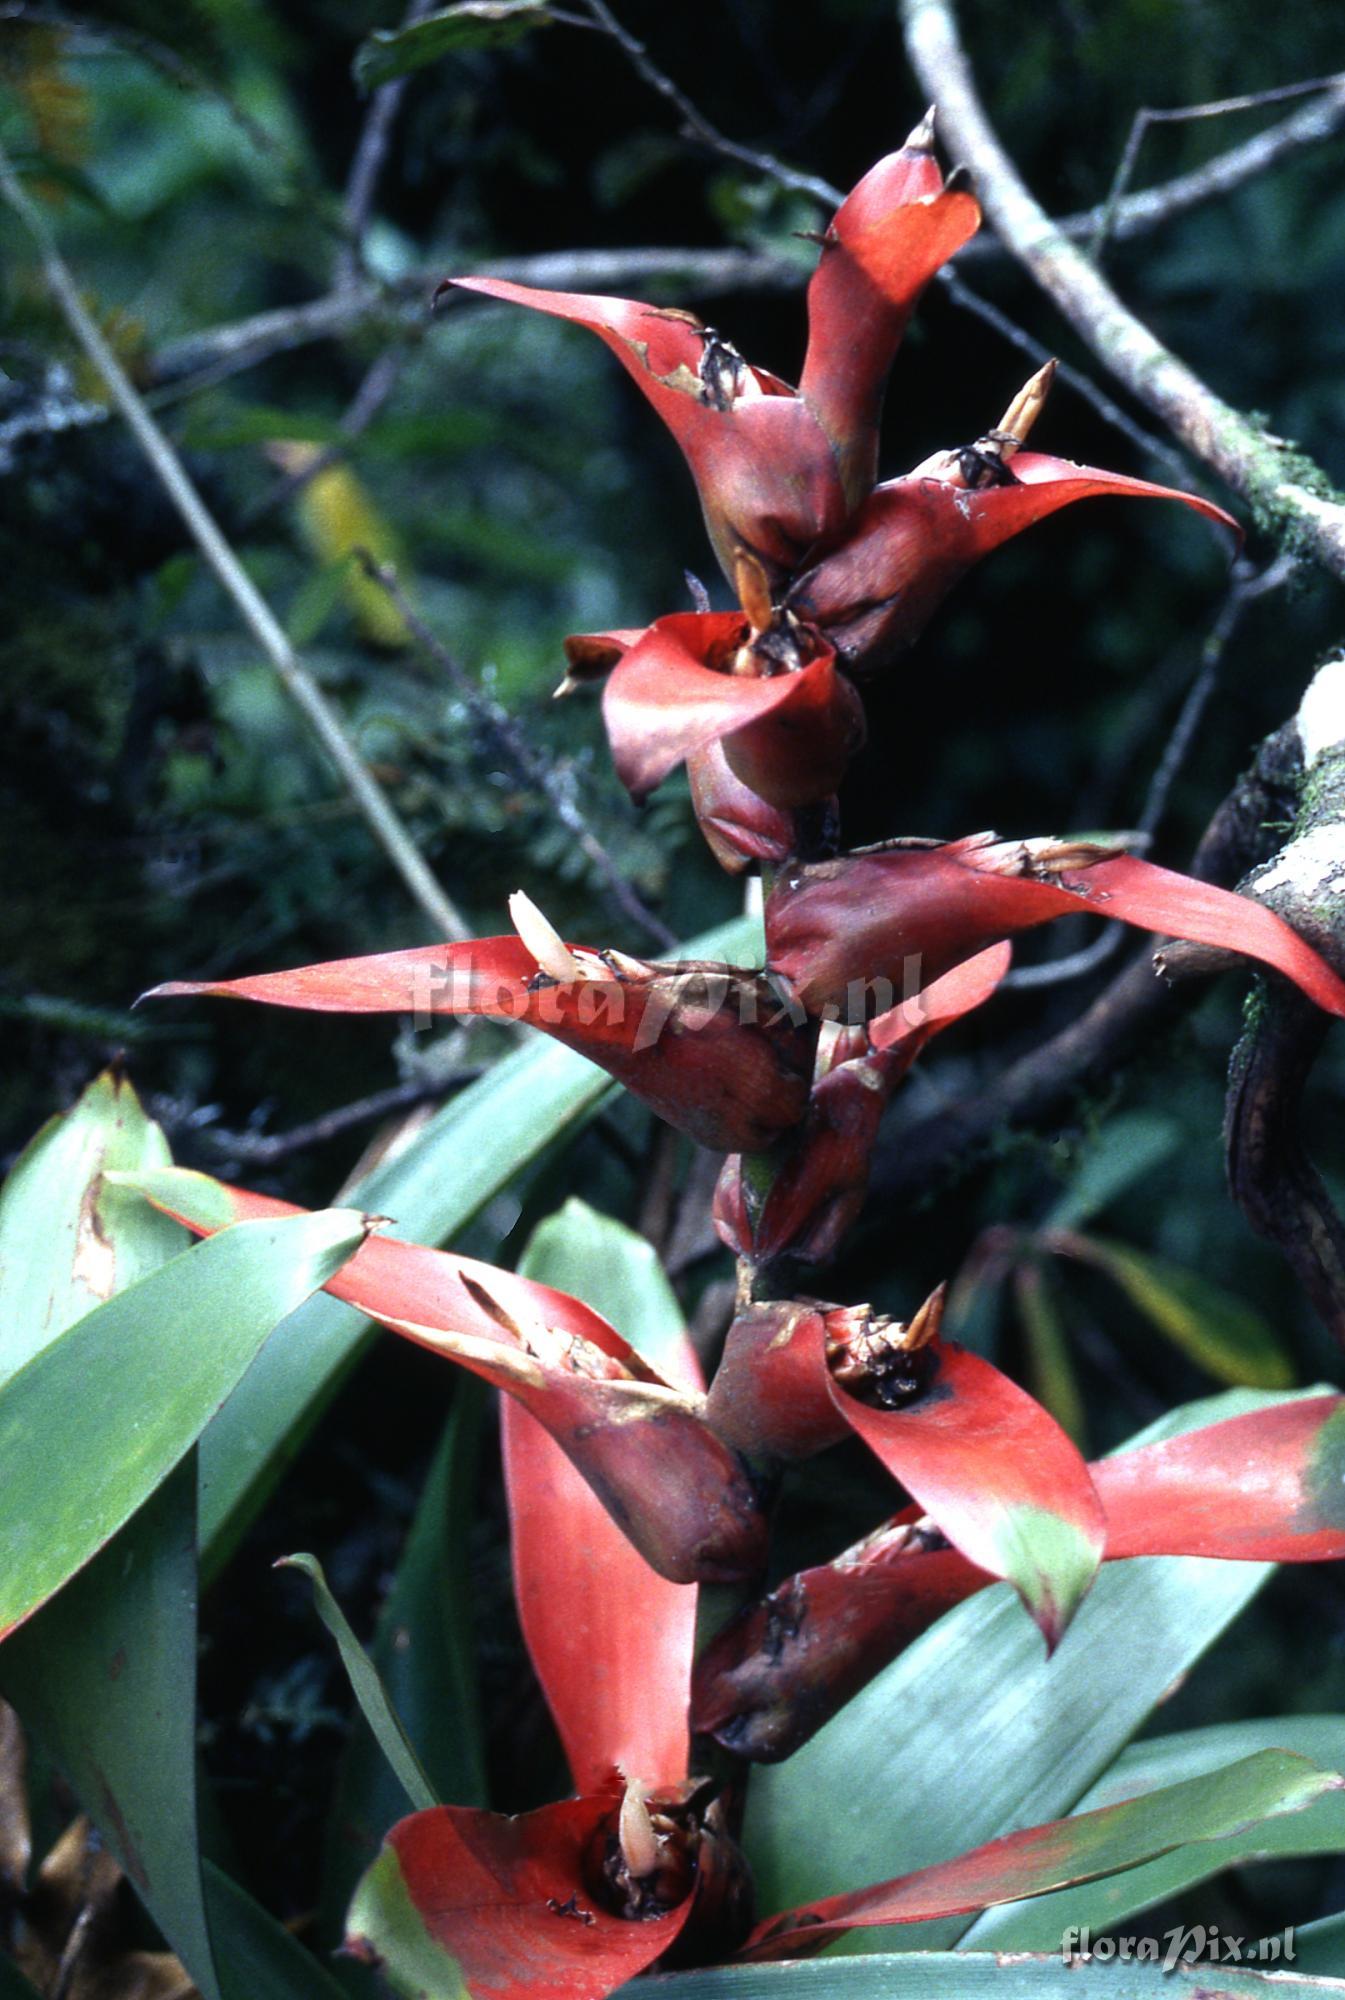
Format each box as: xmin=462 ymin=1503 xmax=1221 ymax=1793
xmin=826 ymin=1284 xmax=946 ymax=1408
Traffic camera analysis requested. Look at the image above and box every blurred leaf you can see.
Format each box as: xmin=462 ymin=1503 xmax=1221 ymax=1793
xmin=0 ymin=1075 xmax=218 ymax=1996
xmin=1042 ymin=1112 xmax=1181 ymax=1232
xmin=274 ymin=451 xmax=411 ymax=649
xmin=353 ymin=3 xmax=553 ymax=91
xmin=278 ymin=1554 xmax=436 ymax=1813
xmin=1058 ymin=1233 xmax=1294 ymax=1388
xmin=321 ymin=1383 xmax=487 ymax=1926
xmin=194 ymin=911 xmax=759 ymax=1574
xmin=1014 ymin=1260 xmax=1085 ymax=1446
xmin=742 ymin=1389 xmax=1293 ymax=1956
xmin=965 ymin=1715 xmax=1345 ymax=1951
xmin=0 ymin=1208 xmax=368 ymax=1636
xmin=0 ymin=1468 xmax=217 ymax=1995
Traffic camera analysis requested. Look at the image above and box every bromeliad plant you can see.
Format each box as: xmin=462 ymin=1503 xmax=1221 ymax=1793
xmin=13 ymin=121 xmax=1345 ymax=1999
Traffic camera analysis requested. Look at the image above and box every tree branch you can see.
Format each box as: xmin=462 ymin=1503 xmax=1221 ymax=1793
xmin=334 ymin=0 xmax=436 ymax=292
xmin=147 ymin=245 xmax=801 ymax=387
xmin=1084 ymin=72 xmax=1345 ymax=262
xmin=1223 ymin=652 xmax=1345 ymax=1343
xmin=899 ymin=0 xmax=1345 ymax=579
xmin=0 ymin=140 xmax=471 ymax=945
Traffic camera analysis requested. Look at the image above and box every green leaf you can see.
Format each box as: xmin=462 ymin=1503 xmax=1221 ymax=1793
xmin=0 ymin=1073 xmax=223 ymax=1997
xmin=619 ymin=1954 xmax=1345 ymax=1995
xmin=0 ymin=1068 xmax=182 ymax=1384
xmin=965 ymin=1717 xmax=1345 ymax=1951
xmin=195 ymin=911 xmax=760 ymax=1573
xmin=321 ymin=1383 xmax=488 ymax=1928
xmin=741 ymin=1389 xmax=1295 ymax=1956
xmin=353 ymin=2 xmax=553 ymax=91
xmin=752 ymin=1751 xmax=1335 ymax=1957
xmin=1061 ymin=1234 xmax=1293 ymax=1388
xmin=205 ymin=1862 xmax=350 ymax=2000
xmin=0 ymin=1207 xmax=368 ymax=1638
xmin=517 ymin=1196 xmax=687 ymax=1381
xmin=1042 ymin=1111 xmax=1180 ymax=1232
xmin=0 ymin=1465 xmax=218 ymax=1994
xmin=1293 ymin=1910 xmax=1345 ymax=1977
xmin=277 ymin=1553 xmax=437 ymax=1814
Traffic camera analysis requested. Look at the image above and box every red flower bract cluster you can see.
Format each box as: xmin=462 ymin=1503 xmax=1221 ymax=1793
xmin=135 ymin=124 xmax=1345 ymax=2000
xmin=449 ymin=122 xmax=1236 ymax=837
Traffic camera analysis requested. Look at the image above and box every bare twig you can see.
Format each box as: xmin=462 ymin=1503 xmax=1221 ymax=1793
xmin=1089 ymin=72 xmax=1345 ymax=260
xmin=196 ymin=1072 xmax=480 ymax=1167
xmin=577 ymin=0 xmax=842 ymax=208
xmin=362 ymin=557 xmax=677 ymax=950
xmin=937 ymin=265 xmax=1190 ymax=483
xmin=335 ymin=0 xmax=435 ymax=292
xmin=1005 ymin=553 xmax=1297 ymax=991
xmin=0 ymin=139 xmax=471 ymax=944
xmin=900 ymin=0 xmax=1345 ymax=579
xmin=569 ymin=1 xmax=1207 ymax=481
xmin=147 ymin=245 xmax=800 ymax=387
xmin=108 ymin=18 xmax=1341 ymax=405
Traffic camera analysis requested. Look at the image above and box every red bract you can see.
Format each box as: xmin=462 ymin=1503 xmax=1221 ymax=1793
xmin=121 ymin=1168 xmax=770 ymax=1586
xmin=145 ymin=924 xmax=813 ymax=1155
xmin=501 ymin=1396 xmax=697 ymax=1797
xmin=705 ymin=1288 xmax=1104 ymax=1646
xmin=798 ymin=121 xmax=981 ymax=507
xmin=787 ymin=446 xmax=1240 ymax=676
xmin=694 ymin=1396 xmax=1345 ymax=1761
xmin=593 ymin=607 xmax=864 ymax=809
xmin=444 ymin=126 xmax=978 ymax=585
xmin=714 ymin=943 xmax=1011 ymax=1267
xmin=347 ymin=1263 xmax=752 ymax=1997
xmin=345 ymin=1797 xmax=697 ymax=2000
xmin=765 ymin=833 xmax=1345 ymax=1021
xmin=445 ymin=274 xmax=847 ymax=583
xmin=686 ymin=738 xmax=801 ymax=873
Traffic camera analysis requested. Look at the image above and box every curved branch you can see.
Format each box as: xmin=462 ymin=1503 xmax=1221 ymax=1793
xmin=1223 ymin=652 xmax=1345 ymax=1343
xmin=899 ymin=0 xmax=1345 ymax=580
